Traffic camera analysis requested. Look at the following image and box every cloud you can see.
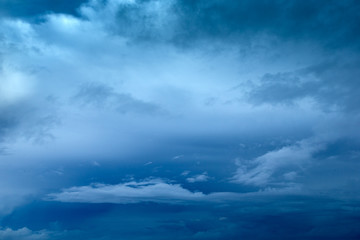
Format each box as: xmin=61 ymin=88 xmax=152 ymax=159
xmin=248 ymin=59 xmax=360 ymax=112
xmin=171 ymin=0 xmax=360 ymax=49
xmin=0 ymin=228 xmax=48 ymax=240
xmin=2 ymin=0 xmax=360 ymax=52
xmin=72 ymin=82 xmax=162 ymax=114
xmin=0 ymin=64 xmax=34 ymax=104
xmin=186 ymin=172 xmax=209 ymax=183
xmin=79 ymin=0 xmax=178 ymax=42
xmin=47 ymin=179 xmax=205 ymax=204
xmin=232 ymin=138 xmax=324 ymax=187
xmin=0 ymin=21 xmax=61 ymax=149
xmin=46 ymin=178 xmax=305 ymax=205
xmin=0 ymin=1 xmax=359 ymax=239
xmin=0 ymin=100 xmax=59 ymax=148
xmin=5 ymin=0 xmax=358 ymax=51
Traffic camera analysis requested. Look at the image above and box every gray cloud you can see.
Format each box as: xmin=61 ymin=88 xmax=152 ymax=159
xmin=0 ymin=228 xmax=49 ymax=240
xmin=72 ymin=82 xmax=162 ymax=114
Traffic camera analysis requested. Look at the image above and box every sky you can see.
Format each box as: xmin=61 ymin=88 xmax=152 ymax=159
xmin=0 ymin=0 xmax=360 ymax=239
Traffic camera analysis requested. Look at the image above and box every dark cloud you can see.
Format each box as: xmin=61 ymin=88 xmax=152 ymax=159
xmin=57 ymin=0 xmax=358 ymax=50
xmin=173 ymin=0 xmax=360 ymax=49
xmin=248 ymin=58 xmax=360 ymax=112
xmin=2 ymin=0 xmax=360 ymax=51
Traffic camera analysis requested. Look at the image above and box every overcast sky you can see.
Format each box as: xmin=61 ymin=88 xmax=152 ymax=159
xmin=1 ymin=0 xmax=360 ymax=239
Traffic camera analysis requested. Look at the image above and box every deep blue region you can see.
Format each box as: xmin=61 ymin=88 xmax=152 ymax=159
xmin=0 ymin=0 xmax=86 ymax=18
xmin=314 ymin=138 xmax=360 ymax=159
xmin=1 ymin=196 xmax=360 ymax=239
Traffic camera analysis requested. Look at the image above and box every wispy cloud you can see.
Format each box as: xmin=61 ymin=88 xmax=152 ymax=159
xmin=232 ymin=138 xmax=324 ymax=186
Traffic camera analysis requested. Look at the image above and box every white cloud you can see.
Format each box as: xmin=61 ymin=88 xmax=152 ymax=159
xmin=47 ymin=179 xmax=205 ymax=204
xmin=232 ymin=138 xmax=324 ymax=186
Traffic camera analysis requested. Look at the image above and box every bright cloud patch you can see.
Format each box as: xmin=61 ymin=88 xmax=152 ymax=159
xmin=0 ymin=65 xmax=33 ymax=104
xmin=233 ymin=138 xmax=324 ymax=186
xmin=47 ymin=179 xmax=205 ymax=204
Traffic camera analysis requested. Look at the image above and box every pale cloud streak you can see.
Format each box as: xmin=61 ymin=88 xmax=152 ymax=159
xmin=47 ymin=179 xmax=205 ymax=204
xmin=232 ymin=139 xmax=324 ymax=186
xmin=46 ymin=178 xmax=305 ymax=205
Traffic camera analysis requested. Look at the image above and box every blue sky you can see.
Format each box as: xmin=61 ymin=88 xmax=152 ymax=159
xmin=1 ymin=0 xmax=360 ymax=239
